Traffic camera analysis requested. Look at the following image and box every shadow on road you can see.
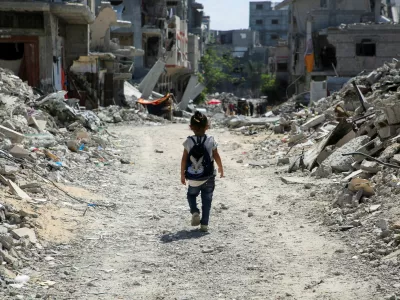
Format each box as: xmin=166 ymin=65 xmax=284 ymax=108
xmin=160 ymin=229 xmax=209 ymax=243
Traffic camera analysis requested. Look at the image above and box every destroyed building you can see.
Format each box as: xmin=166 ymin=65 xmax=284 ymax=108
xmin=0 ymin=0 xmax=95 ymax=92
xmin=249 ymin=1 xmax=289 ymax=47
xmin=275 ymin=0 xmax=400 ymax=97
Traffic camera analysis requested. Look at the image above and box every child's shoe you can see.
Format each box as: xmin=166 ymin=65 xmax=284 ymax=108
xmin=200 ymin=225 xmax=208 ymax=232
xmin=191 ymin=213 xmax=200 ymax=226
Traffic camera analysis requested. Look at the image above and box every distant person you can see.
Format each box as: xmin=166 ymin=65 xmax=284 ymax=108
xmin=181 ymin=112 xmax=224 ymax=232
xmin=249 ymin=102 xmax=254 ymax=116
xmin=256 ymin=104 xmax=261 ymax=116
xmin=229 ymin=103 xmax=235 ymax=116
xmin=244 ymin=102 xmax=249 ymax=116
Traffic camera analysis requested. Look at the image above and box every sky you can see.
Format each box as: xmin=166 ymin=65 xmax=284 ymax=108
xmin=198 ymin=0 xmax=276 ymax=31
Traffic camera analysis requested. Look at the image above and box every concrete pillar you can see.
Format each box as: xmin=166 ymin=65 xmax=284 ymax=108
xmin=40 ymin=12 xmax=54 ymax=92
xmin=178 ymin=75 xmax=205 ymax=110
xmin=305 ymin=19 xmax=312 ymax=91
xmin=139 ymin=60 xmax=166 ymax=99
xmin=132 ymin=0 xmax=143 ymax=70
xmin=375 ymin=0 xmax=381 ymax=23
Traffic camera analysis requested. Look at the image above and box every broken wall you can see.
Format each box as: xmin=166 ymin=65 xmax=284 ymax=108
xmin=65 ymin=24 xmax=89 ymax=69
xmin=326 ymin=25 xmax=400 ymax=76
xmin=90 ymin=5 xmax=117 ymax=52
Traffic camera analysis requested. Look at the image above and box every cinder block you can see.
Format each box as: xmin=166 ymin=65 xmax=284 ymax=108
xmin=354 ymin=137 xmax=384 ymax=162
xmin=384 ymin=104 xmax=400 ymax=125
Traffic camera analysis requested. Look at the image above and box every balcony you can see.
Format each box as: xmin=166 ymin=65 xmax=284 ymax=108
xmin=0 ymin=1 xmax=95 ymax=24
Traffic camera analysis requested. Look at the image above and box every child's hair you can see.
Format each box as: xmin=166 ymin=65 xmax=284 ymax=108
xmin=190 ymin=111 xmax=208 ymax=135
xmin=191 ymin=111 xmax=208 ymax=128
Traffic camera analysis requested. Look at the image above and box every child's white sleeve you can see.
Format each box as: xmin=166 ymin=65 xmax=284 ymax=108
xmin=182 ymin=138 xmax=190 ymax=152
xmin=212 ymin=137 xmax=218 ymax=150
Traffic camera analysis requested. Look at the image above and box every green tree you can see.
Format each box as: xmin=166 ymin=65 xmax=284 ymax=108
xmin=200 ymin=48 xmax=235 ymax=93
xmin=260 ymin=74 xmax=279 ymax=104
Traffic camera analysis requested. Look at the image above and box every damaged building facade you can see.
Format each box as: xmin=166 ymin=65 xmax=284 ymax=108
xmin=276 ymin=0 xmax=400 ymax=97
xmin=107 ymin=0 xmax=205 ymax=106
xmin=0 ymin=0 xmax=95 ymax=93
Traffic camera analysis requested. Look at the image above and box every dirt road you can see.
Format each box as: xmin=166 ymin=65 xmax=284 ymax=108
xmin=43 ymin=124 xmax=389 ymax=300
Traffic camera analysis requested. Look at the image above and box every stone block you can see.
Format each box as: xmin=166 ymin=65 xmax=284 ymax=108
xmin=0 ymin=249 xmax=17 ymax=265
xmin=366 ymin=70 xmax=382 ymax=85
xmin=379 ymin=143 xmax=400 ymax=161
xmin=301 ymin=115 xmax=326 ymax=131
xmin=391 ymin=154 xmax=400 ymax=165
xmin=0 ymin=234 xmax=13 ymax=250
xmin=378 ymin=125 xmax=400 ymax=139
xmin=11 ymin=228 xmax=37 ymax=244
xmin=354 ymin=137 xmax=383 ymax=162
xmin=326 ymin=136 xmax=370 ymax=172
xmin=384 ymin=104 xmax=400 ymax=125
xmin=360 ymin=160 xmax=380 ymax=173
xmin=0 ymin=125 xmax=24 ymax=143
xmin=7 ymin=179 xmax=31 ymax=200
xmin=9 ymin=145 xmax=30 ymax=159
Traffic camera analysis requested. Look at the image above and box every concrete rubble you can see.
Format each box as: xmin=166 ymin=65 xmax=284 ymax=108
xmin=0 ymin=67 xmax=177 ymax=292
xmin=231 ymin=59 xmax=400 ymax=274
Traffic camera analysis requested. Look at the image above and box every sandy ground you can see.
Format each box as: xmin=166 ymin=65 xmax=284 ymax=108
xmin=28 ymin=124 xmax=393 ymax=300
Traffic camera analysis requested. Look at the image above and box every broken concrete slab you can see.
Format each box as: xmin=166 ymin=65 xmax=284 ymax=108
xmin=280 ymin=176 xmax=331 ymax=185
xmin=379 ymin=143 xmax=400 ymax=162
xmin=301 ymin=115 xmax=326 ymax=131
xmin=7 ymin=179 xmax=32 ymax=200
xmin=0 ymin=165 xmax=19 ymax=175
xmin=28 ymin=116 xmax=46 ymax=132
xmin=378 ymin=125 xmax=400 ymax=139
xmin=9 ymin=145 xmax=30 ymax=159
xmin=0 ymin=125 xmax=24 ymax=143
xmin=139 ymin=60 xmax=166 ymax=99
xmin=360 ymin=160 xmax=381 ymax=173
xmin=354 ymin=137 xmax=384 ymax=162
xmin=384 ymin=104 xmax=400 ymax=125
xmin=178 ymin=75 xmax=205 ymax=111
xmin=341 ymin=170 xmax=364 ymax=183
xmin=11 ymin=228 xmax=37 ymax=244
xmin=326 ymin=136 xmax=370 ymax=172
xmin=391 ymin=154 xmax=400 ymax=165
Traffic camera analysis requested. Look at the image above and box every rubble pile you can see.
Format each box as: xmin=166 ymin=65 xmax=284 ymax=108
xmin=258 ymin=60 xmax=400 ymax=268
xmin=0 ymin=68 xmax=170 ymax=289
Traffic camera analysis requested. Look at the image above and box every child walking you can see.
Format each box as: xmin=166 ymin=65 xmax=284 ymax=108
xmin=181 ymin=112 xmax=224 ymax=232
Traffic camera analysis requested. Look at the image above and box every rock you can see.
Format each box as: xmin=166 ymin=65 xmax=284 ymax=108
xmin=0 ymin=165 xmax=19 ymax=175
xmin=391 ymin=154 xmax=400 ymax=165
xmin=379 ymin=143 xmax=400 ymax=162
xmin=325 ymin=136 xmax=370 ymax=172
xmin=0 ymin=226 xmax=8 ymax=234
xmin=67 ymin=140 xmax=79 ymax=152
xmin=201 ymin=248 xmax=214 ymax=253
xmin=248 ymin=212 xmax=254 ymax=217
xmin=368 ymin=204 xmax=381 ymax=213
xmin=376 ymin=219 xmax=389 ymax=231
xmin=141 ymin=269 xmax=152 ymax=274
xmin=0 ymin=249 xmax=18 ymax=265
xmin=314 ymin=164 xmax=332 ymax=178
xmin=301 ymin=115 xmax=326 ymax=131
xmin=0 ymin=234 xmax=14 ymax=250
xmin=113 ymin=113 xmax=123 ymax=123
xmin=8 ymin=146 xmax=30 ymax=159
xmin=11 ymin=228 xmax=37 ymax=244
xmin=360 ymin=160 xmax=380 ymax=173
xmin=0 ymin=265 xmax=16 ymax=279
xmin=277 ymin=158 xmax=290 ymax=165
xmin=120 ymin=159 xmax=130 ymax=164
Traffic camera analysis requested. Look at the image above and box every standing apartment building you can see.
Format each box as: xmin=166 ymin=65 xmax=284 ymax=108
xmin=249 ymin=1 xmax=289 ymax=47
xmin=276 ymin=0 xmax=400 ymax=96
xmin=0 ymin=0 xmax=95 ymax=92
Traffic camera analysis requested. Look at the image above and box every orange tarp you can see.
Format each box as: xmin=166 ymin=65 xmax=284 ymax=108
xmin=304 ymin=53 xmax=315 ymax=73
xmin=138 ymin=93 xmax=171 ymax=106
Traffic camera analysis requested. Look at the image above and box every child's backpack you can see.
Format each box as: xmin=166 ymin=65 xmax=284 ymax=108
xmin=185 ymin=135 xmax=214 ymax=180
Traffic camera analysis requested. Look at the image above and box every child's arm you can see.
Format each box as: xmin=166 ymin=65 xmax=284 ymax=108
xmin=213 ymin=149 xmax=224 ymax=178
xmin=181 ymin=149 xmax=189 ymax=185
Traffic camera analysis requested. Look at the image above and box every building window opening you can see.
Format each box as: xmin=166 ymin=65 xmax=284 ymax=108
xmin=0 ymin=43 xmax=24 ymax=60
xmin=356 ymin=39 xmax=376 ymax=56
xmin=320 ymin=0 xmax=328 ymax=8
xmin=256 ymin=19 xmax=263 ymax=25
xmin=320 ymin=44 xmax=337 ymax=68
xmin=256 ymin=4 xmax=263 ymax=10
xmin=271 ymin=34 xmax=279 ymax=40
xmin=277 ymin=62 xmax=288 ymax=72
xmin=272 ymin=19 xmax=279 ymax=24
